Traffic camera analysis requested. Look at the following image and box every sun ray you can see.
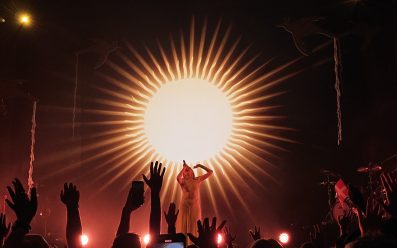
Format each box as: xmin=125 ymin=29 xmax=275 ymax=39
xmin=222 ymin=54 xmax=265 ymax=94
xmin=206 ymin=24 xmax=232 ymax=81
xmin=106 ymin=60 xmax=148 ymax=92
xmin=208 ymin=158 xmax=234 ymax=213
xmin=93 ymin=86 xmax=137 ymax=102
xmin=97 ymin=74 xmax=137 ymax=94
xmin=189 ymin=16 xmax=195 ymax=78
xmin=204 ymin=175 xmax=220 ymax=218
xmin=116 ymin=52 xmax=158 ymax=90
xmin=201 ymin=19 xmax=222 ymax=78
xmin=218 ymin=45 xmax=252 ymax=89
xmin=144 ymin=45 xmax=170 ymax=83
xmin=170 ymin=35 xmax=182 ymax=80
xmin=214 ymin=156 xmax=253 ymax=215
xmin=157 ymin=40 xmax=176 ymax=81
xmin=195 ymin=18 xmax=207 ymax=78
xmin=123 ymin=42 xmax=163 ymax=87
xmin=180 ymin=30 xmax=188 ymax=78
xmin=212 ymin=36 xmax=241 ymax=84
xmin=220 ymin=149 xmax=266 ymax=189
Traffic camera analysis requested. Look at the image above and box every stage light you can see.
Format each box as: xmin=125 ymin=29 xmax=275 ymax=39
xmin=0 ymin=17 xmax=5 ymax=23
xmin=278 ymin=232 xmax=289 ymax=244
xmin=144 ymin=78 xmax=232 ymax=162
xmin=216 ymin=233 xmax=223 ymax=245
xmin=18 ymin=13 xmax=31 ymax=25
xmin=81 ymin=234 xmax=89 ymax=246
xmin=143 ymin=234 xmax=150 ymax=245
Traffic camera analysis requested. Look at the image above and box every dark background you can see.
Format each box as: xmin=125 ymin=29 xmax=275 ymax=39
xmin=1 ymin=0 xmax=396 ymax=247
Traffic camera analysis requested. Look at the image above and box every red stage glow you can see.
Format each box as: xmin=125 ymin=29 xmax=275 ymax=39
xmin=217 ymin=233 xmax=223 ymax=245
xmin=143 ymin=234 xmax=151 ymax=245
xmin=81 ymin=234 xmax=89 ymax=246
xmin=278 ymin=232 xmax=289 ymax=244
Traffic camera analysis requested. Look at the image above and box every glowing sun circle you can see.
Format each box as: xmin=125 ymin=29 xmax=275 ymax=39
xmin=144 ymin=78 xmax=232 ymax=162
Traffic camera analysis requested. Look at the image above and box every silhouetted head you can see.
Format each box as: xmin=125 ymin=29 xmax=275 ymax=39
xmin=250 ymin=239 xmax=281 ymax=248
xmin=183 ymin=166 xmax=195 ymax=179
xmin=347 ymin=235 xmax=397 ymax=248
xmin=186 ymin=245 xmax=199 ymax=248
xmin=382 ymin=217 xmax=397 ymax=237
xmin=300 ymin=242 xmax=315 ymax=248
xmin=22 ymin=234 xmax=50 ymax=248
xmin=268 ymin=239 xmax=283 ymax=248
xmin=112 ymin=233 xmax=141 ymax=248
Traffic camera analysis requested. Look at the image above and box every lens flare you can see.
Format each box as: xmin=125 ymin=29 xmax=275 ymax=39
xmin=18 ymin=13 xmax=31 ymax=25
xmin=217 ymin=233 xmax=223 ymax=245
xmin=278 ymin=232 xmax=289 ymax=244
xmin=81 ymin=234 xmax=89 ymax=246
xmin=143 ymin=234 xmax=151 ymax=245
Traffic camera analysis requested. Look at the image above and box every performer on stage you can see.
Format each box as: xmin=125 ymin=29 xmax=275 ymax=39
xmin=177 ymin=160 xmax=213 ymax=235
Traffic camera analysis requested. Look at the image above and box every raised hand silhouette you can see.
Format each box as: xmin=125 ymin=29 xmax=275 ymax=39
xmin=143 ymin=161 xmax=166 ymax=236
xmin=164 ymin=203 xmax=179 ymax=234
xmin=143 ymin=161 xmax=166 ymax=195
xmin=249 ymin=226 xmax=261 ymax=241
xmin=124 ymin=184 xmax=144 ymax=213
xmin=60 ymin=183 xmax=80 ymax=208
xmin=3 ymin=178 xmax=38 ymax=248
xmin=60 ymin=183 xmax=82 ymax=248
xmin=187 ymin=217 xmax=226 ymax=248
xmin=116 ymin=182 xmax=144 ymax=236
xmin=224 ymin=226 xmax=236 ymax=248
xmin=6 ymin=178 xmax=37 ymax=226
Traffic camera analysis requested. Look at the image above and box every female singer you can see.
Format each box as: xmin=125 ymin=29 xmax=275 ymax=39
xmin=177 ymin=160 xmax=213 ymax=235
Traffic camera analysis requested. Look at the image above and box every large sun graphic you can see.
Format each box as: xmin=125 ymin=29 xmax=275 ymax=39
xmin=144 ymin=78 xmax=232 ymax=163
xmin=70 ymin=17 xmax=299 ymax=217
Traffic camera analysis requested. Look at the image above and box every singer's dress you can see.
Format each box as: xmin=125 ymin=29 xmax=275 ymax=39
xmin=177 ymin=177 xmax=201 ymax=236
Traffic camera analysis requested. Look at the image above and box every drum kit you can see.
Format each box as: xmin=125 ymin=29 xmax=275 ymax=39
xmin=319 ymin=154 xmax=397 ymax=225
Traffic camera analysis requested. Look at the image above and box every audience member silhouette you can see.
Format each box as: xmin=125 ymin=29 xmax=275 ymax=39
xmin=164 ymin=202 xmax=179 ymax=234
xmin=187 ymin=217 xmax=226 ymax=248
xmin=60 ymin=183 xmax=82 ymax=248
xmin=3 ymin=178 xmax=46 ymax=248
xmin=0 ymin=213 xmax=10 ymax=248
xmin=143 ymin=161 xmax=166 ymax=236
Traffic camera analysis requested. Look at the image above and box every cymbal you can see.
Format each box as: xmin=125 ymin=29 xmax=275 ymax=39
xmin=357 ymin=165 xmax=382 ymax=173
xmin=320 ymin=169 xmax=340 ymax=178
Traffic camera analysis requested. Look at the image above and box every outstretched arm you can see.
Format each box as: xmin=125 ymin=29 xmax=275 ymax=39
xmin=60 ymin=183 xmax=82 ymax=248
xmin=194 ymin=164 xmax=213 ymax=182
xmin=164 ymin=203 xmax=179 ymax=234
xmin=177 ymin=160 xmax=188 ymax=185
xmin=0 ymin=213 xmax=10 ymax=248
xmin=3 ymin=179 xmax=37 ymax=248
xmin=116 ymin=183 xmax=143 ymax=236
xmin=224 ymin=226 xmax=236 ymax=248
xmin=143 ymin=161 xmax=166 ymax=236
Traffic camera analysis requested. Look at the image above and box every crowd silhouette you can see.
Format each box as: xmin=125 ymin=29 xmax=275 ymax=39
xmin=0 ymin=161 xmax=397 ymax=248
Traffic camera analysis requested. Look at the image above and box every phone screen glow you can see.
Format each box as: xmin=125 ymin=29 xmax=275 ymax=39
xmin=153 ymin=242 xmax=184 ymax=248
